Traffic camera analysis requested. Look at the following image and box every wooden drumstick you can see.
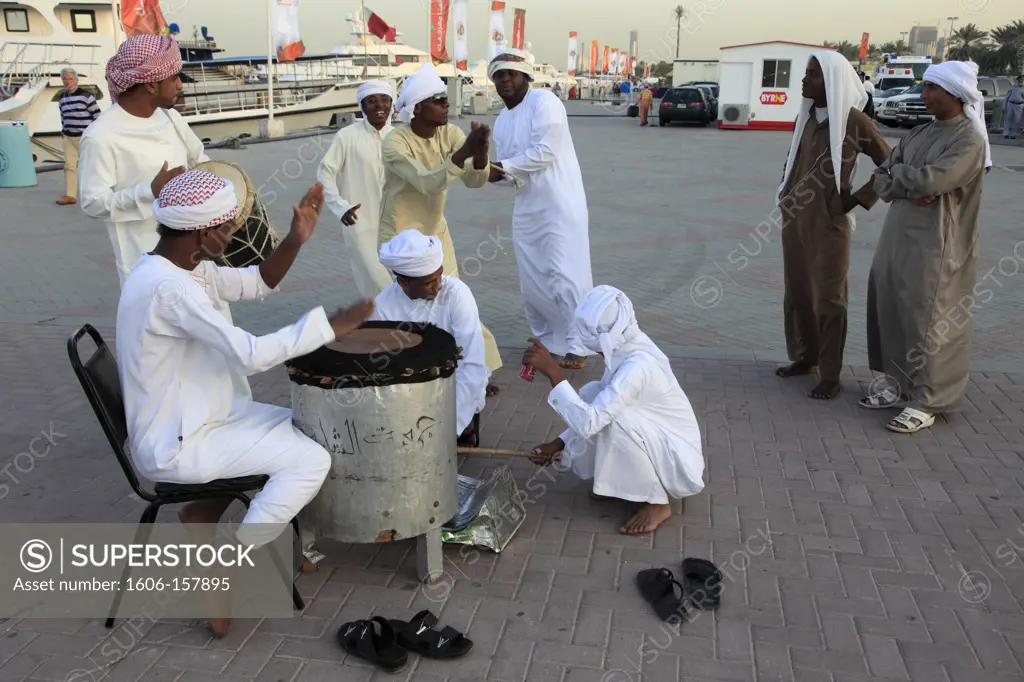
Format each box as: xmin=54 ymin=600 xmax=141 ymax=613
xmin=457 ymin=446 xmax=542 ymax=459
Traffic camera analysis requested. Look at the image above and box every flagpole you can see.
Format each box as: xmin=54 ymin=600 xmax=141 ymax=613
xmin=361 ymin=0 xmax=368 ymax=79
xmin=112 ymin=2 xmax=123 ymax=49
xmin=267 ymin=0 xmax=275 ymax=120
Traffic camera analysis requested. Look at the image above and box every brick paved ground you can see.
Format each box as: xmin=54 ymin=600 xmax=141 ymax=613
xmin=2 ymin=116 xmax=1024 ymax=681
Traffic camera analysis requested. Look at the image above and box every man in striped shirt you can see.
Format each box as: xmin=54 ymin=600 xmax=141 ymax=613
xmin=57 ymin=67 xmax=101 ymax=206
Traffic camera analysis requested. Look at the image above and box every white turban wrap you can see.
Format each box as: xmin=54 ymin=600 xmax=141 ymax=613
xmin=395 ymin=62 xmax=446 ymax=124
xmin=379 ymin=230 xmax=444 ymax=277
xmin=778 ymin=50 xmax=867 ymax=203
xmin=488 ymin=47 xmax=535 ymax=82
xmin=358 ymin=79 xmax=394 ymax=105
xmin=152 ymin=170 xmax=239 ymax=231
xmin=923 ymin=61 xmax=992 ymax=169
xmin=573 ymin=285 xmax=678 ymax=387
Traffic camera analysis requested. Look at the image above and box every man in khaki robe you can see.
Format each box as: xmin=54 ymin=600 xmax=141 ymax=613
xmin=775 ymin=52 xmax=891 ymax=400
xmin=381 ymin=63 xmax=504 ymax=382
xmin=863 ymin=60 xmax=988 ymax=434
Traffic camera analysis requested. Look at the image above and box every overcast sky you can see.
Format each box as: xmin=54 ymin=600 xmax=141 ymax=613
xmin=165 ymin=0 xmax=1020 ymax=67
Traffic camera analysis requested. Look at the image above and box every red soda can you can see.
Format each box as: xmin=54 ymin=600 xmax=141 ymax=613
xmin=520 ymin=364 xmax=536 ymax=382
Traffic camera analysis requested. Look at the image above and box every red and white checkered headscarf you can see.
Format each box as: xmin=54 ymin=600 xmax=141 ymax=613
xmin=153 ymin=170 xmax=239 ymax=231
xmin=106 ymin=34 xmax=182 ymax=104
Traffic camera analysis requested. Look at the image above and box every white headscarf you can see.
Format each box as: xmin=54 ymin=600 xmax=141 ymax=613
xmin=358 ymin=79 xmax=394 ymax=105
xmin=574 ymin=285 xmax=678 ymax=387
xmin=395 ymin=62 xmax=446 ymax=124
xmin=923 ymin=61 xmax=992 ymax=169
xmin=379 ymin=230 xmax=444 ymax=277
xmin=153 ymin=170 xmax=239 ymax=231
xmin=778 ymin=50 xmax=867 ymax=203
xmin=487 ymin=47 xmax=535 ymax=82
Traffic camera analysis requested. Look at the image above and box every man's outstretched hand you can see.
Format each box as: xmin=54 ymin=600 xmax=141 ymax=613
xmin=289 ymin=183 xmax=325 ymax=244
xmin=328 ymin=300 xmax=375 ymax=341
xmin=341 ymin=203 xmax=362 ymax=226
xmin=151 ymin=161 xmax=185 ymax=198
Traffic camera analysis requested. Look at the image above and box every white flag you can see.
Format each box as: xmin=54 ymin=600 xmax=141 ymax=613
xmin=567 ymin=31 xmax=578 ymax=77
xmin=489 ymin=1 xmax=506 ymax=62
xmin=272 ymin=0 xmax=304 ymax=61
xmin=454 ymin=0 xmax=468 ymax=70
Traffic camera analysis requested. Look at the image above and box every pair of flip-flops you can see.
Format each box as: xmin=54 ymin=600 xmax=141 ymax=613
xmin=336 ymin=609 xmax=473 ymax=673
xmin=636 ymin=558 xmax=723 ymax=622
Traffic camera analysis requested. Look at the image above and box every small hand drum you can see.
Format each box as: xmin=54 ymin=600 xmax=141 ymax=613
xmin=194 ymin=160 xmax=281 ymax=268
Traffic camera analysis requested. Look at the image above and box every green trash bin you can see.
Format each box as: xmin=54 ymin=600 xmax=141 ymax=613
xmin=0 ymin=120 xmax=38 ymax=188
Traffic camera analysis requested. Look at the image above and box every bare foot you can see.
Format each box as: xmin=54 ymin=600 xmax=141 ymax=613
xmin=486 ymin=383 xmax=500 ymax=397
xmin=56 ymin=195 xmax=76 ymax=205
xmin=775 ymin=361 xmax=817 ymax=378
xmin=808 ymin=379 xmax=842 ymax=399
xmin=560 ymin=353 xmax=587 ymax=369
xmin=620 ymin=503 xmax=672 ymax=535
xmin=209 ymin=617 xmax=231 ymax=638
xmin=177 ymin=499 xmax=232 ymax=525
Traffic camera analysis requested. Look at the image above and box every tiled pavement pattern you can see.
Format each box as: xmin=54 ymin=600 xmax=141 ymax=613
xmin=2 ymin=117 xmax=1024 ymax=681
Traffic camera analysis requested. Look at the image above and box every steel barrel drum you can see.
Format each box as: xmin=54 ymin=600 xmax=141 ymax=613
xmin=285 ymin=322 xmax=460 ymax=544
xmin=194 ymin=160 xmax=280 ymax=268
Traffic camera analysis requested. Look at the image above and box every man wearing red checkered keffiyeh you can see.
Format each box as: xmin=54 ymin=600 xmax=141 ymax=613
xmin=78 ymin=34 xmax=210 ymax=291
xmin=116 ymin=170 xmax=375 ymax=638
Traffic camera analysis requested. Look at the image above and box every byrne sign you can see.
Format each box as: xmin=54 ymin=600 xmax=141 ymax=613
xmin=760 ymin=91 xmax=788 ymax=105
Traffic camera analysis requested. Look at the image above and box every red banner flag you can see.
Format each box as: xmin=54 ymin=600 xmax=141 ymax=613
xmin=364 ymin=6 xmax=397 ymax=43
xmin=590 ymin=40 xmax=598 ymax=76
xmin=120 ymin=0 xmax=169 ymax=37
xmin=602 ymin=45 xmax=610 ymax=74
xmin=859 ymin=32 xmax=870 ymax=60
xmin=430 ymin=0 xmax=451 ymax=64
xmin=512 ymin=8 xmax=526 ymax=50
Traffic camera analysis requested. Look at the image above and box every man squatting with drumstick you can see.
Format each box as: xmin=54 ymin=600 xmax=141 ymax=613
xmin=525 ymin=287 xmax=705 ymax=535
xmin=370 ymin=230 xmax=490 ymax=448
xmin=116 ymin=169 xmax=375 ymax=637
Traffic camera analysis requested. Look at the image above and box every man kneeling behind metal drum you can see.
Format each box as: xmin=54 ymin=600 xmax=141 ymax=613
xmin=369 ymin=229 xmax=491 ymax=448
xmin=115 ymin=169 xmax=375 ymax=639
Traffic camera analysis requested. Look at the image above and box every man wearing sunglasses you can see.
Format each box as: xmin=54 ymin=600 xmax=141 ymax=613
xmin=379 ymin=62 xmax=504 ymax=389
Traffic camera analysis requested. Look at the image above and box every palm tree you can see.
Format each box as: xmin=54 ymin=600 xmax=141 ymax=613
xmin=837 ymin=40 xmax=858 ymax=60
xmin=673 ymin=5 xmax=686 ymax=59
xmin=948 ymin=23 xmax=989 ymax=61
xmin=892 ymin=39 xmax=908 ymax=56
xmin=990 ymin=20 xmax=1024 ymax=74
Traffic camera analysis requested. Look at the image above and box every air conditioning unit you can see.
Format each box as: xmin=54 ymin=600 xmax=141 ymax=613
xmin=722 ymin=104 xmax=749 ymax=125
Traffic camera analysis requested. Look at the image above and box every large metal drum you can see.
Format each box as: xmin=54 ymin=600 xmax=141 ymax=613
xmin=285 ymin=321 xmax=460 ymax=544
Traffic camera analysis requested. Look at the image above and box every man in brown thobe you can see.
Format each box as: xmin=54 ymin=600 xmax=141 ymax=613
xmin=863 ymin=60 xmax=989 ymax=434
xmin=775 ymin=52 xmax=891 ymax=400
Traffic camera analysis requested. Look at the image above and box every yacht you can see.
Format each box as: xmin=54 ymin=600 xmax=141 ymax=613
xmin=0 ymin=0 xmax=391 ymax=162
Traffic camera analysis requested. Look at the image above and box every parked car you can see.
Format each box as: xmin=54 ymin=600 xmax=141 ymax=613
xmin=896 ymin=95 xmax=933 ymax=127
xmin=876 ymin=75 xmax=918 ymax=92
xmin=687 ymin=81 xmax=720 ymax=98
xmin=658 ymin=86 xmax=714 ymax=126
xmin=692 ymin=84 xmax=719 ymax=118
xmin=979 ymin=76 xmax=1014 ymax=127
xmin=876 ymin=83 xmax=924 ymax=126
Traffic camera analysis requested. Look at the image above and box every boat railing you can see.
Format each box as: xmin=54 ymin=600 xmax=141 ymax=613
xmin=0 ymin=41 xmax=101 ymax=99
xmin=176 ymin=80 xmax=347 ymax=117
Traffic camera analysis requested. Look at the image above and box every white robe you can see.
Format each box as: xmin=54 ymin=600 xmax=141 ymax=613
xmin=369 ymin=276 xmax=488 ymax=435
xmin=116 ymin=254 xmax=336 ymax=547
xmin=78 ymin=104 xmax=210 ymax=287
xmin=317 ymin=118 xmax=396 ymax=298
xmin=492 ymin=89 xmax=594 ymax=357
xmin=547 ymin=352 xmax=705 ymax=503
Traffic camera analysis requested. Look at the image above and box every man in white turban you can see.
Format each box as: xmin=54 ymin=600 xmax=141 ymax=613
xmin=487 ymin=47 xmax=596 ymax=371
xmin=381 ymin=61 xmax=504 ymax=389
xmin=318 ymin=79 xmax=397 ymax=298
xmin=863 ymin=60 xmax=989 ymax=434
xmin=116 ymin=170 xmax=375 ymax=636
xmin=370 ymin=229 xmax=489 ymax=446
xmin=774 ymin=50 xmax=890 ymax=401
xmin=526 ymin=286 xmax=705 ymax=535
xmin=79 ymin=34 xmax=209 ymax=289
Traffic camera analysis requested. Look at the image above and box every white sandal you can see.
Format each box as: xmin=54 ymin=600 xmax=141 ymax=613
xmin=859 ymin=387 xmax=907 ymax=410
xmin=886 ymin=407 xmax=935 ymax=434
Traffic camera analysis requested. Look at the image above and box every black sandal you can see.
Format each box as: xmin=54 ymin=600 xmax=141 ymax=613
xmin=681 ymin=558 xmax=723 ymax=611
xmin=636 ymin=568 xmax=687 ymax=622
xmin=387 ymin=609 xmax=473 ymax=659
xmin=336 ymin=617 xmax=408 ymax=672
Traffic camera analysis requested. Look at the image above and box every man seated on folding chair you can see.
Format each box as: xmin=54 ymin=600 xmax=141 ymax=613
xmin=115 ymin=170 xmax=374 ymax=635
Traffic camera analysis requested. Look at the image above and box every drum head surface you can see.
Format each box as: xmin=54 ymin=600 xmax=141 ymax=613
xmin=287 ymin=322 xmax=458 ymax=389
xmin=193 ymin=160 xmax=255 ymax=230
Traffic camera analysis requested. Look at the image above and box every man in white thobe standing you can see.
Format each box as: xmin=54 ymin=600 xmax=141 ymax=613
xmin=78 ymin=34 xmax=207 ymax=288
xmin=527 ymin=286 xmax=705 ymax=535
xmin=487 ymin=48 xmax=595 ymax=371
xmin=318 ymin=79 xmax=397 ymax=298
xmin=117 ymin=170 xmax=375 ymax=637
xmin=370 ymin=230 xmax=489 ymax=447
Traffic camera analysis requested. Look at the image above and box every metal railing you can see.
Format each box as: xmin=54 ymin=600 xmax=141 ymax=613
xmin=0 ymin=41 xmax=101 ymax=100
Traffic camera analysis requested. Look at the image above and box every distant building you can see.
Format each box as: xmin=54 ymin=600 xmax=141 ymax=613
xmin=936 ymin=37 xmax=947 ymax=60
xmin=909 ymin=25 xmax=938 ymax=56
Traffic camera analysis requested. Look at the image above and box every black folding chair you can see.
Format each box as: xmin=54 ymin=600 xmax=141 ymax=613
xmin=67 ymin=324 xmax=305 ymax=627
